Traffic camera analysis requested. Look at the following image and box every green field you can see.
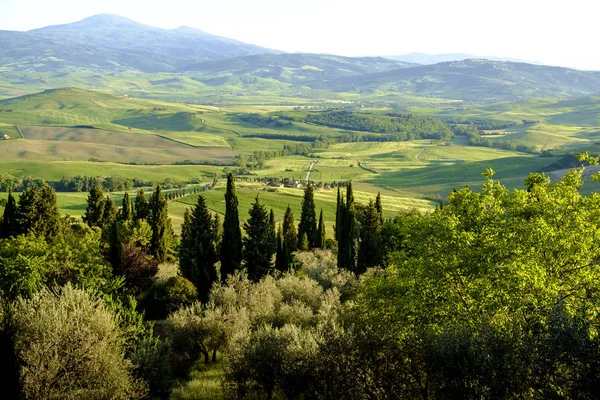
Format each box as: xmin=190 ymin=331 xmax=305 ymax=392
xmin=1 ymin=87 xmax=599 ymax=227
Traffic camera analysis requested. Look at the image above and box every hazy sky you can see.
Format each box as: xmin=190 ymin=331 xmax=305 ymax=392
xmin=2 ymin=0 xmax=598 ymax=70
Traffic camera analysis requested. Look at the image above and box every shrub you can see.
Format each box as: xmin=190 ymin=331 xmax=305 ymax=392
xmin=139 ymin=276 xmax=198 ymax=320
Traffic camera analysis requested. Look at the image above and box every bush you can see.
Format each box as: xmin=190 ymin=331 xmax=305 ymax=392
xmin=12 ymin=284 xmax=146 ymax=399
xmin=139 ymin=276 xmax=198 ymax=320
xmin=122 ymin=244 xmax=159 ymax=295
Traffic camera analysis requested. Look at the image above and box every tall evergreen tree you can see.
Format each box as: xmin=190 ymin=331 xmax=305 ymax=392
xmin=243 ymin=195 xmax=276 ymax=281
xmin=357 ymin=200 xmax=382 ymax=273
xmin=299 ymin=232 xmax=309 ymax=251
xmin=298 ymin=183 xmax=317 ymax=248
xmin=335 ymin=186 xmax=343 ymax=243
xmin=83 ymin=184 xmax=105 ymax=228
xmin=375 ymin=191 xmax=384 ymax=224
xmin=148 ymin=186 xmax=171 ymax=263
xmin=102 ymin=196 xmax=117 ymax=227
xmin=220 ymin=173 xmax=242 ymax=281
xmin=1 ymin=188 xmax=17 ymax=238
xmin=275 ymin=225 xmax=288 ymax=272
xmin=337 ymin=181 xmax=358 ymax=272
xmin=108 ymin=221 xmax=123 ymax=276
xmin=316 ymin=209 xmax=326 ymax=249
xmin=213 ymin=213 xmax=222 ymax=254
xmin=268 ymin=209 xmax=276 ymax=250
xmin=120 ymin=192 xmax=132 ymax=221
xmin=282 ymin=205 xmax=298 ymax=253
xmin=16 ymin=183 xmax=60 ymax=241
xmin=179 ymin=195 xmax=218 ymax=302
xmin=134 ymin=189 xmax=149 ymax=221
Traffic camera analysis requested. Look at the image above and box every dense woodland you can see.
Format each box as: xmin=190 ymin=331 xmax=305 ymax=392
xmin=2 ymin=160 xmax=600 ymax=398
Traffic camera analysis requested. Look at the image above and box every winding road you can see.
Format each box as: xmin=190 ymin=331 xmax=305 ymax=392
xmin=306 ymin=161 xmax=316 ymax=184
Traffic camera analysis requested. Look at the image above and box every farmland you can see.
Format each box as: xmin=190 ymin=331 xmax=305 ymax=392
xmin=1 ymin=87 xmax=598 ymax=230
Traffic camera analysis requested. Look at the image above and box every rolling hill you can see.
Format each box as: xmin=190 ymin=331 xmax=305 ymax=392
xmin=182 ymin=53 xmax=416 ymax=85
xmin=0 ymin=14 xmax=280 ymax=73
xmin=326 ymin=59 xmax=600 ymax=101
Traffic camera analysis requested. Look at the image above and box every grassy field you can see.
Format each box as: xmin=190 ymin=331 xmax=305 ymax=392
xmin=1 ymin=87 xmax=598 ymax=226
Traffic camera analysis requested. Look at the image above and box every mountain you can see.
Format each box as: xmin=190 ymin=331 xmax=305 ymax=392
xmin=386 ymin=53 xmax=541 ymax=65
xmin=326 ymin=59 xmax=600 ymax=101
xmin=182 ymin=53 xmax=416 ymax=85
xmin=0 ymin=14 xmax=280 ymax=73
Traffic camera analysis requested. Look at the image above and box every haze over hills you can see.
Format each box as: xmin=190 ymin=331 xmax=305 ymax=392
xmin=385 ymin=53 xmax=543 ymax=66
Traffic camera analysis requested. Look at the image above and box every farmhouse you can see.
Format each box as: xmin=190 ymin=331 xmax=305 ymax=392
xmin=2 ymin=134 xmax=10 ymax=140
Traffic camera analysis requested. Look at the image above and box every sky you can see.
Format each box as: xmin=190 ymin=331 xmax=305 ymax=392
xmin=1 ymin=0 xmax=598 ymax=70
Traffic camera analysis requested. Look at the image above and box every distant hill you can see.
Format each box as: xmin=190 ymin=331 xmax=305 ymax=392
xmin=0 ymin=14 xmax=280 ymax=73
xmin=385 ymin=53 xmax=542 ymax=65
xmin=326 ymin=59 xmax=600 ymax=101
xmin=182 ymin=53 xmax=416 ymax=85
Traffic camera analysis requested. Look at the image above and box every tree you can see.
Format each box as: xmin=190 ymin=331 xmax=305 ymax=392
xmin=357 ymin=200 xmax=382 ymax=273
xmin=299 ymin=233 xmax=309 ymax=251
xmin=109 ymin=221 xmax=124 ymax=276
xmin=179 ymin=195 xmax=218 ymax=303
xmin=243 ymin=195 xmax=276 ymax=281
xmin=120 ymin=192 xmax=132 ymax=221
xmin=282 ymin=205 xmax=298 ymax=253
xmin=102 ymin=196 xmax=117 ymax=227
xmin=275 ymin=225 xmax=288 ymax=272
xmin=375 ymin=192 xmax=383 ymax=224
xmin=269 ymin=209 xmax=277 ymax=249
xmin=298 ymin=183 xmax=317 ymax=248
xmin=83 ymin=184 xmax=105 ymax=228
xmin=134 ymin=189 xmax=149 ymax=221
xmin=316 ymin=209 xmax=326 ymax=249
xmin=148 ymin=186 xmax=171 ymax=263
xmin=220 ymin=173 xmax=242 ymax=281
xmin=1 ymin=188 xmax=17 ymax=238
xmin=337 ymin=182 xmax=357 ymax=272
xmin=12 ymin=285 xmax=146 ymax=399
xmin=16 ymin=183 xmax=60 ymax=241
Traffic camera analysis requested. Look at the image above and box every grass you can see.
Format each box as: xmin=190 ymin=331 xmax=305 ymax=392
xmin=170 ymin=364 xmax=225 ymax=400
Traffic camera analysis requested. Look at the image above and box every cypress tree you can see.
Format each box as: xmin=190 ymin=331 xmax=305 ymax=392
xmin=298 ymin=183 xmax=317 ymax=248
xmin=268 ymin=209 xmax=276 ymax=250
xmin=299 ymin=232 xmax=309 ymax=251
xmin=148 ymin=186 xmax=170 ymax=263
xmin=102 ymin=196 xmax=117 ymax=227
xmin=375 ymin=191 xmax=383 ymax=224
xmin=16 ymin=183 xmax=60 ymax=241
xmin=337 ymin=181 xmax=358 ymax=272
xmin=83 ymin=184 xmax=105 ymax=228
xmin=109 ymin=221 xmax=123 ymax=276
xmin=316 ymin=209 xmax=326 ymax=249
xmin=1 ymin=188 xmax=17 ymax=238
xmin=134 ymin=189 xmax=149 ymax=221
xmin=275 ymin=225 xmax=288 ymax=272
xmin=282 ymin=205 xmax=298 ymax=252
xmin=213 ymin=213 xmax=222 ymax=254
xmin=120 ymin=192 xmax=132 ymax=221
xmin=243 ymin=195 xmax=276 ymax=281
xmin=335 ymin=186 xmax=343 ymax=243
xmin=220 ymin=173 xmax=242 ymax=281
xmin=357 ymin=200 xmax=382 ymax=273
xmin=179 ymin=195 xmax=218 ymax=302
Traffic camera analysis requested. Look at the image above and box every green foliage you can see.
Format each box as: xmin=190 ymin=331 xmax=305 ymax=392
xmin=298 ymin=183 xmax=317 ymax=249
xmin=179 ymin=195 xmax=219 ymax=302
xmin=16 ymin=182 xmax=60 ymax=241
xmin=0 ymin=254 xmax=46 ymax=301
xmin=134 ymin=189 xmax=149 ymax=221
xmin=316 ymin=209 xmax=326 ymax=249
xmin=148 ymin=186 xmax=171 ymax=263
xmin=12 ymin=284 xmax=146 ymax=399
xmin=139 ymin=276 xmax=198 ymax=320
xmin=243 ymin=196 xmax=276 ymax=281
xmin=1 ymin=188 xmax=17 ymax=238
xmin=337 ymin=182 xmax=358 ymax=272
xmin=119 ymin=192 xmax=132 ymax=221
xmin=83 ymin=184 xmax=105 ymax=228
xmin=282 ymin=205 xmax=298 ymax=253
xmin=220 ymin=173 xmax=243 ymax=281
xmin=357 ymin=200 xmax=382 ymax=272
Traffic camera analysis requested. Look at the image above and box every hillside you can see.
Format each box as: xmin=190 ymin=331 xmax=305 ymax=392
xmin=0 ymin=14 xmax=279 ymax=73
xmin=183 ymin=53 xmax=415 ymax=85
xmin=327 ymin=59 xmax=600 ymax=101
